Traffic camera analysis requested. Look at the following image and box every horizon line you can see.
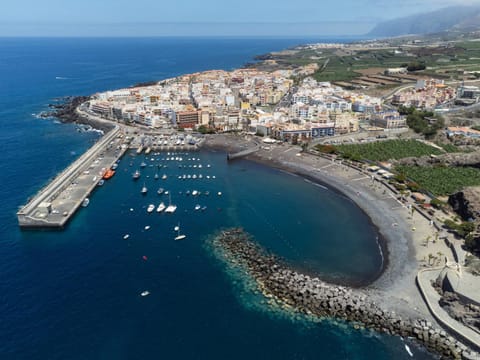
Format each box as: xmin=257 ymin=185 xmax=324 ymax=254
xmin=0 ymin=34 xmax=372 ymax=39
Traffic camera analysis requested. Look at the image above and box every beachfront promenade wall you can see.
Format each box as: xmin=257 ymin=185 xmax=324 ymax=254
xmin=417 ymin=268 xmax=480 ymax=352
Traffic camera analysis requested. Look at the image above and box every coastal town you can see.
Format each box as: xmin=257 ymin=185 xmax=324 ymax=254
xmin=86 ymin=64 xmax=477 ymax=140
xmin=18 ymin=35 xmax=480 ymax=359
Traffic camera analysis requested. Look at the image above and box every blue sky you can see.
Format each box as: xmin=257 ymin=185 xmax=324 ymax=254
xmin=1 ymin=0 xmax=479 ymax=36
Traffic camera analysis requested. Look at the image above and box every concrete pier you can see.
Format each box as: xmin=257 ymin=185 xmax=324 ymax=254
xmin=227 ymin=141 xmax=260 ymax=160
xmin=17 ymin=126 xmax=128 ymax=228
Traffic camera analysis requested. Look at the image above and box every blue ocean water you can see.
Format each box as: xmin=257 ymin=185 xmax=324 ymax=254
xmin=0 ymin=37 xmax=434 ymax=359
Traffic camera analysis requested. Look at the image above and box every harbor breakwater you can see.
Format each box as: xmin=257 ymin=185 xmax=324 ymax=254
xmin=212 ymin=228 xmax=479 ymax=359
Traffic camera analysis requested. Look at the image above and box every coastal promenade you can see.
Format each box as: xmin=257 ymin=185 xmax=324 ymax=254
xmin=17 ymin=125 xmax=127 ymax=228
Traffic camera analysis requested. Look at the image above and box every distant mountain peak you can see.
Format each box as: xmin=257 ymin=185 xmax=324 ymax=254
xmin=368 ymin=5 xmax=480 ymax=37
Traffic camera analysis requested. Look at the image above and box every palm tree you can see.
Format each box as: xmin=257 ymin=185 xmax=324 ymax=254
xmin=424 ymin=236 xmax=431 ymax=247
xmin=436 ymin=252 xmax=444 ymax=266
xmin=427 ymin=253 xmax=434 ymax=266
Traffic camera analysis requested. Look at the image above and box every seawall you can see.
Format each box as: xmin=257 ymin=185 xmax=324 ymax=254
xmin=212 ymin=228 xmax=479 ymax=359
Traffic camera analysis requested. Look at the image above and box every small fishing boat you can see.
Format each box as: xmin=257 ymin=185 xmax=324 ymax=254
xmin=174 ymin=223 xmax=186 ymax=241
xmin=141 ymin=291 xmax=150 ymax=297
xmin=194 ymin=204 xmax=201 ymax=211
xmin=81 ymin=198 xmax=90 ymax=207
xmin=123 ymin=234 xmax=130 ymax=240
xmin=141 ymin=183 xmax=148 ymax=195
xmin=156 ymin=202 xmax=166 ymax=212
xmin=147 ymin=204 xmax=155 ymax=213
xmin=132 ymin=170 xmax=141 ymax=180
xmin=165 ymin=193 xmax=177 ymax=213
xmin=103 ymin=169 xmax=115 ymax=180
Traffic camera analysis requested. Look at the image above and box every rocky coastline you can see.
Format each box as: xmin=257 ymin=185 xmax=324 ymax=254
xmin=212 ymin=228 xmax=479 ymax=359
xmin=42 ymin=96 xmax=115 ymax=133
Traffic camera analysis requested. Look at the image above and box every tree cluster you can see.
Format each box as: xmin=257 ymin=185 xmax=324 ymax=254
xmin=401 ymin=61 xmax=426 ymax=72
xmin=197 ymin=125 xmax=216 ymax=134
xmin=398 ymin=106 xmax=445 ymax=138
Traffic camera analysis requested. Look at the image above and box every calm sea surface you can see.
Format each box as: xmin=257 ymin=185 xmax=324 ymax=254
xmin=0 ymin=37 xmax=434 ymax=359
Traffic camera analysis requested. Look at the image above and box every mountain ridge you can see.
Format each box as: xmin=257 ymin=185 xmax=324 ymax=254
xmin=368 ymin=5 xmax=480 ymax=37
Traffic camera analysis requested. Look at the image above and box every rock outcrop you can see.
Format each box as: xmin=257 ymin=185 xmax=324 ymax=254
xmin=397 ymin=151 xmax=480 ymax=168
xmin=40 ymin=96 xmax=114 ymax=133
xmin=449 ymin=188 xmax=480 ymax=222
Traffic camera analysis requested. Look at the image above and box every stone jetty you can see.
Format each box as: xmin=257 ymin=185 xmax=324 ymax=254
xmin=212 ymin=228 xmax=479 ymax=360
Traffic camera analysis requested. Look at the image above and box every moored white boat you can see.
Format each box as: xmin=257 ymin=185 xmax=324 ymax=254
xmin=164 ymin=193 xmax=176 ymax=213
xmin=165 ymin=204 xmax=177 ymax=213
xmin=147 ymin=204 xmax=155 ymax=213
xmin=156 ymin=202 xmax=166 ymax=212
xmin=174 ymin=222 xmax=186 ymax=241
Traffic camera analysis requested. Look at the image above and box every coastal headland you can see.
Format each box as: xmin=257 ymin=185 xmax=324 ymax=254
xmin=20 ymin=33 xmax=480 ymax=357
